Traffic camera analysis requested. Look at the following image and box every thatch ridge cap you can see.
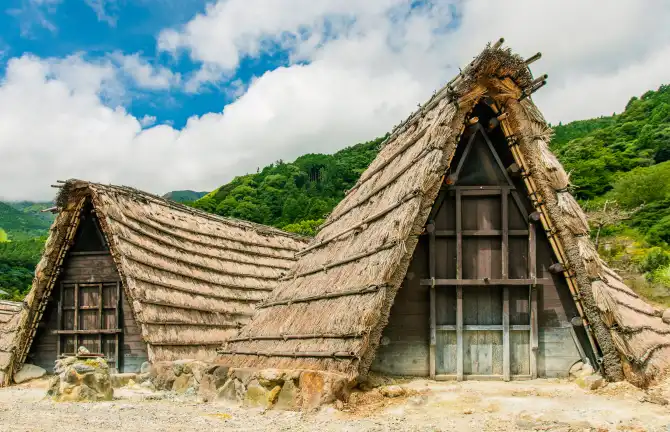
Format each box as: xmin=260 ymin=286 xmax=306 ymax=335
xmin=56 ymin=179 xmax=310 ymax=244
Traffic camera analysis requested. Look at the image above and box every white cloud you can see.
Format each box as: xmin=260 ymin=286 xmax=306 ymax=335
xmin=6 ymin=0 xmax=62 ymax=36
xmin=112 ymin=52 xmax=181 ymax=90
xmin=2 ymin=0 xmax=670 ymax=201
xmin=84 ymin=0 xmax=119 ymax=27
xmin=139 ymin=115 xmax=157 ymax=128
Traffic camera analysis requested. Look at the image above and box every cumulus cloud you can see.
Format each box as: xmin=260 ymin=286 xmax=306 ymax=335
xmin=111 ymin=52 xmax=181 ymax=90
xmin=2 ymin=0 xmax=670 ymax=201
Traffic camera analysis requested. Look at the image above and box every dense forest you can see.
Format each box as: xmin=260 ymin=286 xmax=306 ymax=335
xmin=191 ymin=136 xmax=383 ymax=235
xmin=1 ymin=84 xmax=669 ymax=303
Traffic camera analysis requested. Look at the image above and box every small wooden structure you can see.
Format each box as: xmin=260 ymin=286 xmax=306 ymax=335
xmin=0 ymin=301 xmax=23 ymax=385
xmin=1 ymin=180 xmax=307 ymax=385
xmin=218 ymin=40 xmax=670 ymax=386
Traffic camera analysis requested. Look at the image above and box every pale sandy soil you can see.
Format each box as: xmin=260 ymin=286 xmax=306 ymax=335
xmin=0 ymin=377 xmax=669 ymax=431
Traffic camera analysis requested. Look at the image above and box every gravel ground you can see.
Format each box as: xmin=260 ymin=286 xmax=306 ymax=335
xmin=0 ymin=378 xmax=669 ymax=431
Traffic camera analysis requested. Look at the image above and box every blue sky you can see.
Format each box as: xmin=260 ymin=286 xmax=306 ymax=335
xmin=0 ymin=0 xmax=669 ymax=200
xmin=0 ymin=0 xmax=294 ymax=129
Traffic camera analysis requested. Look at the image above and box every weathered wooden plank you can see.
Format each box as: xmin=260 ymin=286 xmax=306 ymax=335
xmin=456 ymin=286 xmax=463 ymax=381
xmin=456 ymin=190 xmax=462 ymax=280
xmin=437 ymin=324 xmax=529 ymax=331
xmin=434 ymin=230 xmax=528 ymax=237
xmin=511 ymin=330 xmax=530 ymax=375
xmin=529 ymin=222 xmax=536 ymax=281
xmin=428 ymin=222 xmax=436 ymax=379
xmin=530 ymin=286 xmax=538 ymax=379
xmin=420 ymin=278 xmax=552 ymax=286
xmin=502 ymin=190 xmax=509 ymax=279
xmin=503 ymin=287 xmax=510 ymax=381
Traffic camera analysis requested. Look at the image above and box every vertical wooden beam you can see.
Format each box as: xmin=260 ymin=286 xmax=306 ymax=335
xmin=530 ymin=287 xmax=538 ymax=379
xmin=73 ymin=283 xmax=79 ymax=351
xmin=455 ymin=187 xmax=464 ymax=381
xmin=456 ymin=286 xmax=463 ymax=381
xmin=529 ymin=222 xmax=536 ymax=281
xmin=456 ymin=189 xmax=463 ymax=280
xmin=56 ymin=282 xmax=63 ymax=358
xmin=115 ymin=281 xmax=121 ymax=372
xmin=503 ymin=287 xmax=510 ymax=381
xmin=501 ymin=189 xmax=509 ymax=279
xmin=428 ymin=222 xmax=437 ymax=379
xmin=98 ymin=283 xmax=103 ymax=354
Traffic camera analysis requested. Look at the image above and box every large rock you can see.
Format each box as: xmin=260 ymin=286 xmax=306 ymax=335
xmin=275 ymin=379 xmax=299 ymax=410
xmin=662 ymin=309 xmax=670 ymax=324
xmin=299 ymin=370 xmax=351 ymax=410
xmin=217 ymin=378 xmax=245 ymax=402
xmin=14 ymin=364 xmax=46 ymax=384
xmin=49 ymin=355 xmax=113 ymax=402
xmin=172 ymin=373 xmax=195 ymax=394
xmin=576 ymin=373 xmax=606 ymax=391
xmin=244 ymin=380 xmax=270 ymax=407
xmin=110 ymin=373 xmax=137 ymax=388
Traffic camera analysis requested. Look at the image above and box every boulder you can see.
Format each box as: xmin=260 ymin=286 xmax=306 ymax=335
xmin=217 ymin=379 xmax=244 ymax=402
xmin=197 ymin=374 xmax=218 ymax=402
xmin=14 ymin=364 xmax=46 ymax=384
xmin=210 ymin=366 xmax=230 ymax=388
xmin=172 ymin=374 xmax=194 ymax=394
xmin=576 ymin=374 xmax=606 ymax=391
xmin=49 ymin=356 xmax=113 ymax=402
xmin=140 ymin=362 xmax=151 ymax=374
xmin=275 ymin=379 xmax=299 ymax=410
xmin=110 ymin=373 xmax=137 ymax=388
xmin=662 ymin=309 xmax=670 ymax=325
xmin=299 ymin=370 xmax=351 ymax=410
xmin=379 ymin=385 xmax=405 ymax=398
xmin=244 ymin=380 xmax=270 ymax=407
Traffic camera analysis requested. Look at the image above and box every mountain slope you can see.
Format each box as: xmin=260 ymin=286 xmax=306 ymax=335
xmin=163 ymin=190 xmax=208 ymax=203
xmin=0 ymin=202 xmax=52 ymax=241
xmin=191 ymin=136 xmax=383 ymax=235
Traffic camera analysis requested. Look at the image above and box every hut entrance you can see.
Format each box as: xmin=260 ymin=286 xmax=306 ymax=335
xmin=423 ymin=119 xmax=545 ymax=380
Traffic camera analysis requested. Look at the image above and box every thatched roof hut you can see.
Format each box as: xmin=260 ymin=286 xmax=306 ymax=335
xmin=1 ymin=180 xmax=307 ymax=385
xmin=218 ymin=40 xmax=670 ymax=387
xmin=0 ymin=301 xmax=23 ymax=385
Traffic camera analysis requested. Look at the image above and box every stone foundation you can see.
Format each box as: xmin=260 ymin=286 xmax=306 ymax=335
xmin=142 ymin=360 xmax=353 ymax=410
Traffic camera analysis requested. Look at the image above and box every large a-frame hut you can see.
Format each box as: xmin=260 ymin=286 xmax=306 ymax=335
xmin=1 ymin=180 xmax=307 ymax=385
xmin=219 ymin=40 xmax=670 ymax=386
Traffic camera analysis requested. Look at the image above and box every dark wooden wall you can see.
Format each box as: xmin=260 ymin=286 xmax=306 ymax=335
xmin=371 ymin=113 xmax=588 ymax=378
xmin=27 ymin=204 xmax=147 ymax=373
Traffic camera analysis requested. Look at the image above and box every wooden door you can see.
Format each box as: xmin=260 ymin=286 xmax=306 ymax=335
xmin=57 ymin=281 xmax=122 ymax=370
xmin=424 ymin=123 xmax=541 ymax=380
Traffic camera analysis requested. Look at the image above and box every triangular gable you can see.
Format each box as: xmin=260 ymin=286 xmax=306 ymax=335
xmin=2 ymin=180 xmax=308 ymax=385
xmin=219 ymin=40 xmax=670 ymax=386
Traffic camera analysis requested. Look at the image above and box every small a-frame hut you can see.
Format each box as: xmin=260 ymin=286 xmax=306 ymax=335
xmin=219 ymin=40 xmax=670 ymax=386
xmin=0 ymin=301 xmax=23 ymax=385
xmin=1 ymin=180 xmax=307 ymax=385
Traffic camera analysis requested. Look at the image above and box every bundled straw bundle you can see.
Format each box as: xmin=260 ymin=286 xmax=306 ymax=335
xmin=557 ymin=192 xmax=590 ymax=236
xmin=592 ymin=279 xmax=619 ymax=327
xmin=537 ymin=140 xmax=570 ymax=190
xmin=577 ymin=236 xmax=601 ymax=280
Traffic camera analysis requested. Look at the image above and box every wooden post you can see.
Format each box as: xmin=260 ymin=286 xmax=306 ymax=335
xmin=98 ymin=283 xmax=103 ymax=354
xmin=73 ymin=283 xmax=79 ymax=351
xmin=530 ymin=286 xmax=538 ymax=379
xmin=56 ymin=282 xmax=63 ymax=357
xmin=529 ymin=223 xmax=536 ymax=281
xmin=502 ymin=189 xmax=509 ymax=279
xmin=456 ymin=286 xmax=463 ymax=381
xmin=115 ymin=281 xmax=121 ymax=371
xmin=503 ymin=287 xmax=510 ymax=381
xmin=456 ymin=189 xmax=462 ymax=279
xmin=428 ymin=222 xmax=437 ymax=379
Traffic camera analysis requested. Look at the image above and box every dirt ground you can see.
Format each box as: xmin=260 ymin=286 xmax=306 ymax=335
xmin=0 ymin=377 xmax=669 ymax=432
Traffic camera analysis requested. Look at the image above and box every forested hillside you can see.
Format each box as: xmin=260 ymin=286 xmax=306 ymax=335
xmin=191 ymin=136 xmax=383 ymax=235
xmin=163 ymin=190 xmax=208 ymax=203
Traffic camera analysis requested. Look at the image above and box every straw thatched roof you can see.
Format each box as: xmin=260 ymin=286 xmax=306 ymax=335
xmin=218 ymin=40 xmax=670 ymax=386
xmin=2 ymin=180 xmax=308 ymax=385
xmin=0 ymin=301 xmax=23 ymax=385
